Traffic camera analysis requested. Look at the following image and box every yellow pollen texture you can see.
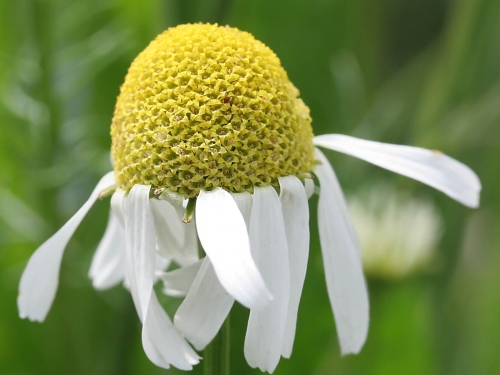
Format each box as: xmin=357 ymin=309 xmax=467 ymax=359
xmin=111 ymin=23 xmax=315 ymax=197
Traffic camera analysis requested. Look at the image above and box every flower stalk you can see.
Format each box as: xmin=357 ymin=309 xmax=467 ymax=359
xmin=204 ymin=316 xmax=230 ymax=375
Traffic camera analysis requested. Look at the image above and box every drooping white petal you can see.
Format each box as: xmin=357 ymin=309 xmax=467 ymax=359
xmin=110 ymin=189 xmax=126 ymax=225
xmin=314 ymin=148 xmax=369 ymax=355
xmin=18 ymin=172 xmax=116 ymax=322
xmin=229 ymin=191 xmax=253 ymax=228
xmin=150 ymin=198 xmax=185 ymax=259
xmin=123 ymin=185 xmax=156 ymax=321
xmin=121 ymin=188 xmax=198 ymax=370
xmin=158 ymin=259 xmax=203 ymax=297
xmin=155 ymin=254 xmax=171 ymax=276
xmin=142 ymin=290 xmax=200 ymax=370
xmin=313 ymin=134 xmax=481 ymax=208
xmin=304 ymin=178 xmax=315 ymax=199
xmin=196 ymin=188 xmax=272 ymax=310
xmin=175 ymin=257 xmax=235 ymax=350
xmin=174 ymin=220 xmax=199 ymax=266
xmin=89 ymin=210 xmax=125 ymax=290
xmin=245 ymin=186 xmax=290 ymax=373
xmin=159 ymin=189 xmax=185 ymax=220
xmin=150 ymin=197 xmax=199 ymax=266
xmin=174 ymin=192 xmax=251 ymax=350
xmin=278 ymin=176 xmax=310 ymax=358
xmin=111 ymin=189 xmax=128 ymax=290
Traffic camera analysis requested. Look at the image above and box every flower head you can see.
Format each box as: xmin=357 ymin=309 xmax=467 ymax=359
xmin=18 ymin=23 xmax=481 ymax=374
xmin=111 ymin=23 xmax=315 ymax=197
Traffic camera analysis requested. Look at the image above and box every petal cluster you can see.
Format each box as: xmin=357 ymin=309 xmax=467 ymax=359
xmin=18 ymin=130 xmax=481 ymax=372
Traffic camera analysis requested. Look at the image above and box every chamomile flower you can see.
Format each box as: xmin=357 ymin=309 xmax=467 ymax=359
xmin=18 ymin=23 xmax=481 ymax=373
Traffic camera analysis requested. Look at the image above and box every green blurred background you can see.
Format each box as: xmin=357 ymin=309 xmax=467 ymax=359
xmin=1 ymin=0 xmax=499 ymax=374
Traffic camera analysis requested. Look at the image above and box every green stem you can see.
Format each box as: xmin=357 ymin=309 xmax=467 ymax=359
xmin=204 ymin=316 xmax=230 ymax=375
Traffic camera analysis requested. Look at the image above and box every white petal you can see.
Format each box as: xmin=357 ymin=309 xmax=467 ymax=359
xmin=245 ymin=186 xmax=290 ymax=373
xmin=142 ymin=290 xmax=200 ymax=370
xmin=110 ymin=189 xmax=128 ymax=289
xmin=174 ymin=257 xmax=235 ymax=350
xmin=158 ymin=259 xmax=203 ymax=297
xmin=173 ymin=193 xmax=251 ymax=349
xmin=314 ymin=148 xmax=369 ymax=355
xmin=196 ymin=188 xmax=272 ymax=310
xmin=174 ymin=219 xmax=199 ymax=266
xmin=89 ymin=210 xmax=125 ymax=290
xmin=304 ymin=178 xmax=315 ymax=199
xmin=110 ymin=189 xmax=126 ymax=225
xmin=229 ymin=191 xmax=253 ymax=228
xmin=123 ymin=185 xmax=156 ymax=321
xmin=155 ymin=254 xmax=170 ymax=276
xmin=18 ymin=172 xmax=116 ymax=322
xmin=278 ymin=176 xmax=310 ymax=358
xmin=313 ymin=134 xmax=481 ymax=208
xmin=150 ymin=198 xmax=185 ymax=259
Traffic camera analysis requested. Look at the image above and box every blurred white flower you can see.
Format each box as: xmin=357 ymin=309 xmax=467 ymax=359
xmin=348 ymin=184 xmax=443 ymax=279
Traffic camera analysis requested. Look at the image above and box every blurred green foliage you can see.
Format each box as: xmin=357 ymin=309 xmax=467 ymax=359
xmin=0 ymin=0 xmax=499 ymax=374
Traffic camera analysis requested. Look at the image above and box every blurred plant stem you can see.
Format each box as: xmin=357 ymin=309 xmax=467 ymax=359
xmin=415 ymin=0 xmax=481 ymax=144
xmin=32 ymin=0 xmax=61 ymax=225
xmin=204 ymin=316 xmax=230 ymax=375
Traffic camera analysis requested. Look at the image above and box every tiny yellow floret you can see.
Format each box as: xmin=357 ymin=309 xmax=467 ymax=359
xmin=111 ymin=23 xmax=315 ymax=197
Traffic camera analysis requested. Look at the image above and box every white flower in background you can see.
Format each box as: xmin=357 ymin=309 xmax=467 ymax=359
xmin=348 ymin=184 xmax=443 ymax=279
xmin=17 ymin=24 xmax=481 ymax=373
